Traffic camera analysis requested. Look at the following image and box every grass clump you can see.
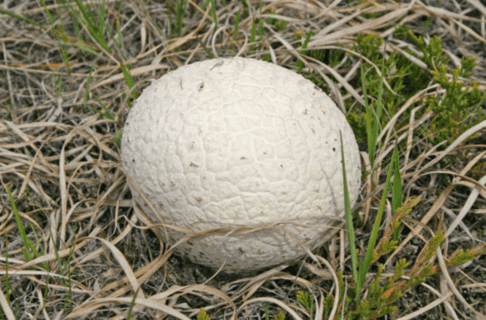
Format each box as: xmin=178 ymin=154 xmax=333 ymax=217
xmin=345 ymin=31 xmax=431 ymax=144
xmin=406 ymin=32 xmax=486 ymax=146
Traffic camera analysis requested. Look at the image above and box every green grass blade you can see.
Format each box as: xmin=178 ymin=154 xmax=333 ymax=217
xmin=52 ymin=70 xmax=63 ymax=97
xmin=375 ymin=51 xmax=385 ymax=123
xmin=7 ymin=185 xmax=33 ymax=262
xmin=75 ymin=41 xmax=100 ymax=55
xmin=114 ymin=130 xmax=123 ymax=147
xmin=38 ymin=0 xmax=56 ymax=26
xmin=99 ymin=0 xmax=107 ymax=25
xmin=250 ymin=18 xmax=257 ymax=53
xmin=71 ymin=6 xmax=83 ymax=40
xmin=119 ymin=62 xmax=134 ymax=89
xmin=126 ymin=288 xmax=140 ymax=320
xmin=167 ymin=0 xmax=173 ymax=37
xmin=340 ymin=131 xmax=360 ymax=295
xmin=55 ymin=0 xmax=66 ymax=34
xmin=75 ymin=0 xmax=96 ymax=32
xmin=391 ymin=143 xmax=403 ymax=241
xmin=116 ymin=19 xmax=127 ymax=60
xmin=210 ymin=0 xmax=219 ymax=30
xmin=85 ymin=0 xmax=98 ymax=25
xmin=0 ymin=9 xmax=47 ymax=31
xmin=54 ymin=26 xmax=100 ymax=55
xmin=7 ymin=185 xmax=47 ymax=268
xmin=361 ymin=56 xmax=376 ymax=174
xmin=51 ymin=233 xmax=66 ymax=275
xmin=364 ymin=49 xmax=386 ymax=181
xmin=233 ymin=10 xmax=241 ymax=40
xmin=93 ymin=0 xmax=110 ymax=52
xmin=196 ymin=36 xmax=215 ymax=58
xmin=358 ymin=145 xmax=397 ymax=290
xmin=29 ymin=221 xmax=50 ymax=271
xmin=92 ymin=94 xmax=115 ymax=120
xmin=119 ymin=61 xmax=137 ymax=99
xmin=49 ymin=230 xmax=77 ymax=314
xmin=39 ymin=0 xmax=72 ymax=78
xmin=296 ymin=31 xmax=313 ymax=72
xmin=58 ymin=0 xmax=88 ymax=47
xmin=177 ymin=0 xmax=186 ymax=38
xmin=258 ymin=1 xmax=264 ymax=41
xmin=73 ymin=0 xmax=101 ymax=44
xmin=42 ymin=276 xmax=50 ymax=317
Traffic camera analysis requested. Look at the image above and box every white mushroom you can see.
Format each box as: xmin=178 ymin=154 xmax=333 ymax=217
xmin=121 ymin=57 xmax=361 ymax=274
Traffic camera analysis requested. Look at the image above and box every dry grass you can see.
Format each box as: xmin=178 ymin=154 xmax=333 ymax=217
xmin=0 ymin=0 xmax=486 ymax=319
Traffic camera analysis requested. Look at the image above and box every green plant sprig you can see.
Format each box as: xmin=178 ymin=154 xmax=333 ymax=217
xmin=407 ymin=32 xmax=486 ymax=147
xmin=371 ymin=198 xmax=421 ymax=263
xmin=6 ymin=185 xmax=49 ymax=271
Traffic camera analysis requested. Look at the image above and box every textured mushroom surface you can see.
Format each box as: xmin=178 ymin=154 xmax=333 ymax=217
xmin=121 ymin=57 xmax=361 ymax=273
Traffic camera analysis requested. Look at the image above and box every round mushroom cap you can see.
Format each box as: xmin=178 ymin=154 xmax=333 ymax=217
xmin=121 ymin=57 xmax=361 ymax=274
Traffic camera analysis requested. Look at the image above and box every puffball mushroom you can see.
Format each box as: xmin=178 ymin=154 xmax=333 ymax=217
xmin=121 ymin=57 xmax=361 ymax=274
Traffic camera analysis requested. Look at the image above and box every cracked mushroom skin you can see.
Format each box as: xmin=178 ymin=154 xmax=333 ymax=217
xmin=121 ymin=57 xmax=361 ymax=274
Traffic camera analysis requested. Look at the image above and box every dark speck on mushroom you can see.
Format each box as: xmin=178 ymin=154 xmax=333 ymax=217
xmin=199 ymin=82 xmax=204 ymax=91
xmin=210 ymin=61 xmax=225 ymax=70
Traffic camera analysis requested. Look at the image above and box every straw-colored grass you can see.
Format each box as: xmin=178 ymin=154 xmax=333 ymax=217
xmin=1 ymin=0 xmax=486 ymax=319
